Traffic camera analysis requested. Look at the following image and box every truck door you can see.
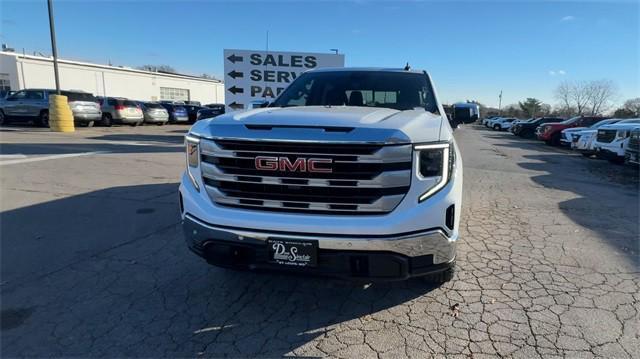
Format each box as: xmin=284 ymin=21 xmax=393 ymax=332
xmin=23 ymin=90 xmax=47 ymax=117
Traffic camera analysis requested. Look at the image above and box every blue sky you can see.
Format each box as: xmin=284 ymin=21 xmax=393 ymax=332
xmin=1 ymin=0 xmax=638 ymax=107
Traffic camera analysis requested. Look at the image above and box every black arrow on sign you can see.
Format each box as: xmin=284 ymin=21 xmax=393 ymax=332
xmin=227 ymin=70 xmax=244 ymax=79
xmin=227 ymin=86 xmax=244 ymax=95
xmin=226 ymin=54 xmax=243 ymax=63
xmin=229 ymin=102 xmax=244 ymax=110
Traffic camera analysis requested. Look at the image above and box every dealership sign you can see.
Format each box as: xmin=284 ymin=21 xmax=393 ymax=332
xmin=223 ymin=49 xmax=345 ymax=111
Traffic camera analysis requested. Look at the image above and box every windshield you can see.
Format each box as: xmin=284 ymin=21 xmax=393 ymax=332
xmin=617 ymin=119 xmax=640 ymax=124
xmin=561 ymin=117 xmax=581 ymax=125
xmin=272 ymin=71 xmax=438 ymax=112
xmin=62 ymin=91 xmax=96 ymax=102
xmin=144 ymin=103 xmax=164 ymax=109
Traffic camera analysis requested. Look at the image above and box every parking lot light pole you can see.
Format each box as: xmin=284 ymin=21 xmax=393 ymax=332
xmin=47 ymin=0 xmax=61 ymax=95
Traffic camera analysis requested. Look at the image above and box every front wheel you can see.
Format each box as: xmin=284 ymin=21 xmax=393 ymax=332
xmin=0 ymin=110 xmax=7 ymax=126
xmin=37 ymin=111 xmax=49 ymax=127
xmin=423 ymin=264 xmax=455 ymax=284
xmin=102 ymin=113 xmax=113 ymax=127
xmin=493 ymin=125 xmax=501 ymax=131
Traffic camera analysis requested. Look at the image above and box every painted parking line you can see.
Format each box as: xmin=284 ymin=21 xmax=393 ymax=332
xmin=0 ymin=151 xmax=108 ymax=166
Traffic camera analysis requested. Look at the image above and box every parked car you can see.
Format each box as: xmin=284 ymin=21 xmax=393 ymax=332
xmin=536 ymin=116 xmax=606 ymax=145
xmin=99 ymin=97 xmax=144 ymax=126
xmin=159 ymin=102 xmax=189 ymax=123
xmin=0 ymin=89 xmax=101 ymax=127
xmin=205 ymin=103 xmax=225 ymax=109
xmin=196 ymin=105 xmax=225 ymax=121
xmin=486 ymin=117 xmax=504 ymax=128
xmin=563 ymin=118 xmax=620 ymax=147
xmin=183 ymin=104 xmax=205 ymax=123
xmin=492 ymin=117 xmax=517 ymax=131
xmin=64 ymin=91 xmax=102 ymax=127
xmin=509 ymin=118 xmax=536 ymax=134
xmin=624 ymin=128 xmax=640 ymax=165
xmin=138 ymin=102 xmax=169 ymax=125
xmin=592 ymin=119 xmax=640 ymax=163
xmin=515 ymin=117 xmax=564 ymax=138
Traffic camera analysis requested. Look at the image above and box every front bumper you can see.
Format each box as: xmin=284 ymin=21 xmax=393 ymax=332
xmin=172 ymin=115 xmax=189 ymax=122
xmin=182 ymin=213 xmax=455 ymax=280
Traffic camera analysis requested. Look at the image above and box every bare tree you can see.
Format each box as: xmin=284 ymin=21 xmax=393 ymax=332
xmin=554 ymin=81 xmax=572 ymax=112
xmin=554 ymin=80 xmax=617 ymax=116
xmin=585 ymin=79 xmax=617 ymax=115
xmin=137 ymin=64 xmax=177 ymax=73
xmin=623 ymin=98 xmax=640 ymax=116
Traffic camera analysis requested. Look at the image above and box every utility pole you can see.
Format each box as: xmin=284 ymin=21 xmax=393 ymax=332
xmin=47 ymin=0 xmax=61 ymax=94
xmin=498 ymin=90 xmax=503 ymax=114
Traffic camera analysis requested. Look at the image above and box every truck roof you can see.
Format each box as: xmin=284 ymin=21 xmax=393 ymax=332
xmin=307 ymin=67 xmax=427 ymax=75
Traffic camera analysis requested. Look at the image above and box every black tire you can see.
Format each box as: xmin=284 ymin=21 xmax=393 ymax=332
xmin=581 ymin=153 xmax=592 ymax=157
xmin=549 ymin=133 xmax=561 ymax=146
xmin=0 ymin=110 xmax=7 ymax=126
xmin=37 ymin=111 xmax=49 ymax=128
xmin=493 ymin=125 xmax=501 ymax=131
xmin=423 ymin=264 xmax=455 ymax=284
xmin=130 ymin=122 xmax=139 ymax=127
xmin=157 ymin=122 xmax=165 ymax=126
xmin=102 ymin=113 xmax=113 ymax=127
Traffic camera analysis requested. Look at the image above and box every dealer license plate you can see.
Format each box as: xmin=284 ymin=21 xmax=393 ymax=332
xmin=268 ymin=239 xmax=318 ymax=267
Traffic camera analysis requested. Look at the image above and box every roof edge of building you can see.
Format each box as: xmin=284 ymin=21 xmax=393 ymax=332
xmin=0 ymin=51 xmax=222 ymax=84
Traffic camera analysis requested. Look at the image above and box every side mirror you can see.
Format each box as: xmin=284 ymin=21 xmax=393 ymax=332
xmin=448 ymin=114 xmax=461 ymax=130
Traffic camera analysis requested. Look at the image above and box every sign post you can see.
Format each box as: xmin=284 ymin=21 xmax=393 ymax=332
xmin=223 ymin=49 xmax=345 ymax=111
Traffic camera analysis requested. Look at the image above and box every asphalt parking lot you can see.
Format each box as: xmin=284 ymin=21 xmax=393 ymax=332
xmin=1 ymin=124 xmax=638 ymax=358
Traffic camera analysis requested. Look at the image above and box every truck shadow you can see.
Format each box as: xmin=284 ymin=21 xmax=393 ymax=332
xmin=0 ymin=183 xmax=437 ymax=357
xmin=517 ymin=154 xmax=639 ymax=267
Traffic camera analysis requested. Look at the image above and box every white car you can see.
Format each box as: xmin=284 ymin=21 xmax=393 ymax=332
xmin=491 ymin=117 xmax=517 ymax=131
xmin=592 ymin=119 xmax=640 ymax=162
xmin=563 ymin=119 xmax=620 ymax=147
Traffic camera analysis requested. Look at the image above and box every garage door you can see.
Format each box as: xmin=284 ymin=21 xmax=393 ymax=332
xmin=160 ymin=87 xmax=190 ymax=102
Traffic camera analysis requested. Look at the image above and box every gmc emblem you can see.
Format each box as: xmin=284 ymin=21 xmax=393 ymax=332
xmin=255 ymin=156 xmax=333 ymax=173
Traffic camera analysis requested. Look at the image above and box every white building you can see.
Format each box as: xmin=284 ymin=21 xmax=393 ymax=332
xmin=0 ymin=51 xmax=224 ymax=104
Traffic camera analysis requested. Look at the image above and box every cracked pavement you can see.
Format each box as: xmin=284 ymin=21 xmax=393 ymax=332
xmin=1 ymin=124 xmax=638 ymax=358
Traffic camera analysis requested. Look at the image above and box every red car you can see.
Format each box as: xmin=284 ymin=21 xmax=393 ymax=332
xmin=536 ymin=116 xmax=608 ymax=145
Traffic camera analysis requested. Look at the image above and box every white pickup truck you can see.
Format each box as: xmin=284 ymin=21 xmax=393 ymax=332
xmin=179 ymin=68 xmax=467 ymax=283
xmin=592 ymin=119 xmax=640 ymax=162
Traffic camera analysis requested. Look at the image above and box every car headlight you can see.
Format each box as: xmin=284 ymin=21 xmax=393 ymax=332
xmin=185 ymin=134 xmax=200 ymax=191
xmin=617 ymin=130 xmax=629 ymax=139
xmin=414 ymin=142 xmax=455 ymax=202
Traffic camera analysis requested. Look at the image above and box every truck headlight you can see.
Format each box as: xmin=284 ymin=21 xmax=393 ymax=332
xmin=185 ymin=134 xmax=200 ymax=191
xmin=415 ymin=142 xmax=455 ymax=202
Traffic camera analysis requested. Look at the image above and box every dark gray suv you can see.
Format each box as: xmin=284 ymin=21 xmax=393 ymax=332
xmin=0 ymin=89 xmax=102 ymax=127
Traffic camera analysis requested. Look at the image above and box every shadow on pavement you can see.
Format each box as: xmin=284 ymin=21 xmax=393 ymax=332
xmin=88 ymin=133 xmax=185 ymax=145
xmin=0 ymin=141 xmax=184 ymax=155
xmin=517 ymin=153 xmax=639 ymax=267
xmin=0 ymin=183 xmax=437 ymax=357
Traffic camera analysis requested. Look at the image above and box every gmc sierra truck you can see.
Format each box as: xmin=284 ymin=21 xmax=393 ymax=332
xmin=179 ymin=68 xmax=469 ymax=283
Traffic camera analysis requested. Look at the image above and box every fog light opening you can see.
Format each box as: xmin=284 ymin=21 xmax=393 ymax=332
xmin=446 ymin=204 xmax=455 ymax=231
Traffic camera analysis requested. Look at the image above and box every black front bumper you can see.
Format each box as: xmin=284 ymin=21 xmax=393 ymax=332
xmin=183 ymin=215 xmax=454 ymax=281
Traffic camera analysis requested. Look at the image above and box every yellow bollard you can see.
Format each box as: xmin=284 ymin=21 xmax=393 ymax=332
xmin=48 ymin=94 xmax=75 ymax=132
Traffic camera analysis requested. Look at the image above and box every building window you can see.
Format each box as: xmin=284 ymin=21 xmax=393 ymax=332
xmin=0 ymin=78 xmax=11 ymax=98
xmin=160 ymin=87 xmax=190 ymax=102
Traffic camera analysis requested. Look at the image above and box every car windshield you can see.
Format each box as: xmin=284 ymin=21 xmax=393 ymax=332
xmin=121 ymin=100 xmax=138 ymax=107
xmin=272 ymin=71 xmax=437 ymax=112
xmin=561 ymin=117 xmax=581 ymax=125
xmin=590 ymin=119 xmax=618 ymax=128
xmin=144 ymin=103 xmax=164 ymax=109
xmin=617 ymin=119 xmax=640 ymax=124
xmin=62 ymin=91 xmax=96 ymax=102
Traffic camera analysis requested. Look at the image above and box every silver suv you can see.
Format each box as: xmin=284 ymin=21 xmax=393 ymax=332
xmin=0 ymin=89 xmax=101 ymax=127
xmin=98 ymin=97 xmax=144 ymax=127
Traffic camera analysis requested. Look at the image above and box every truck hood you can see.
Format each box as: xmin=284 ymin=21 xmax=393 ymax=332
xmin=599 ymin=122 xmax=640 ymax=131
xmin=189 ymin=106 xmax=447 ymax=144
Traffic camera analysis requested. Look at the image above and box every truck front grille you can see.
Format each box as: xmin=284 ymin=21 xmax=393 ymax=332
xmin=629 ymin=130 xmax=640 ymax=151
xmin=199 ymin=139 xmax=412 ymax=214
xmin=597 ymin=129 xmax=616 ymax=143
